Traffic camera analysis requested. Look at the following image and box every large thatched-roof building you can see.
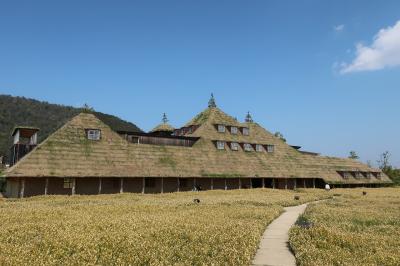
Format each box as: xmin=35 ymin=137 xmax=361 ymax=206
xmin=4 ymin=97 xmax=391 ymax=197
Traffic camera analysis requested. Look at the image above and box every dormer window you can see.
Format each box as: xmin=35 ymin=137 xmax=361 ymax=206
xmin=342 ymin=172 xmax=350 ymax=179
xmin=231 ymin=126 xmax=238 ymax=135
xmin=375 ymin=172 xmax=382 ymax=179
xmin=256 ymin=144 xmax=264 ymax=152
xmin=216 ymin=141 xmax=225 ymax=150
xmin=217 ymin=125 xmax=226 ymax=133
xmin=244 ymin=143 xmax=253 ymax=152
xmin=86 ymin=129 xmax=101 ymax=141
xmin=366 ymin=172 xmax=372 ymax=179
xmin=355 ymin=172 xmax=363 ymax=179
xmin=230 ymin=142 xmax=239 ymax=151
xmin=242 ymin=127 xmax=250 ymax=136
xmin=266 ymin=145 xmax=275 ymax=153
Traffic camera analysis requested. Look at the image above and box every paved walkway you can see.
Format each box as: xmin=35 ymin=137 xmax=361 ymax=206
xmin=252 ymin=203 xmax=309 ymax=266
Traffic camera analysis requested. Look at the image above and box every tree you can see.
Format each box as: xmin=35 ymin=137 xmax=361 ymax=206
xmin=377 ymin=151 xmax=391 ymax=172
xmin=376 ymin=151 xmax=400 ymax=184
xmin=274 ymin=132 xmax=287 ymax=142
xmin=348 ymin=151 xmax=359 ymax=160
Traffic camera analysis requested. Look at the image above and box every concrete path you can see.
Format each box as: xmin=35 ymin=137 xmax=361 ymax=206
xmin=252 ymin=203 xmax=309 ymax=266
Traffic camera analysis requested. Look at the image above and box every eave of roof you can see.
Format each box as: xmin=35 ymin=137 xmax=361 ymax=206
xmin=11 ymin=126 xmax=40 ymax=137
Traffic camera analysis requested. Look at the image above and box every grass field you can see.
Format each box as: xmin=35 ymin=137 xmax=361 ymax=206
xmin=0 ymin=189 xmax=330 ymax=265
xmin=1 ymin=188 xmax=399 ymax=265
xmin=290 ymin=187 xmax=400 ymax=266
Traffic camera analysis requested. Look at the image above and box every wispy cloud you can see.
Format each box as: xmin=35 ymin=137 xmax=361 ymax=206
xmin=334 ymin=24 xmax=345 ymax=32
xmin=340 ymin=20 xmax=400 ymax=74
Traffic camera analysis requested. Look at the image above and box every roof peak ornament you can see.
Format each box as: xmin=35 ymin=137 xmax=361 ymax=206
xmin=208 ymin=93 xmax=217 ymax=108
xmin=245 ymin=111 xmax=253 ymax=123
xmin=162 ymin=113 xmax=169 ymax=124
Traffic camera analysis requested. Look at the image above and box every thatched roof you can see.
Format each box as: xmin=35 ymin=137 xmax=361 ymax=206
xmin=150 ymin=123 xmax=175 ymax=133
xmin=5 ymin=108 xmax=391 ymax=185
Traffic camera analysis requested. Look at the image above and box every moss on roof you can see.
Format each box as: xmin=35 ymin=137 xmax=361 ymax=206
xmin=150 ymin=123 xmax=175 ymax=133
xmin=5 ymin=111 xmax=391 ymax=185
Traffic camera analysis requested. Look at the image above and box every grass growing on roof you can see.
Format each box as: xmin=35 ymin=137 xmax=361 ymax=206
xmin=158 ymin=156 xmax=177 ymax=169
xmin=0 ymin=189 xmax=331 ymax=265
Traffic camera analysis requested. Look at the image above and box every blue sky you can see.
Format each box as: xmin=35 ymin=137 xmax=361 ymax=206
xmin=1 ymin=0 xmax=399 ymax=167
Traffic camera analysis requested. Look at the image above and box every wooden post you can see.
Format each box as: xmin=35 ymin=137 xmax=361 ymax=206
xmin=71 ymin=178 xmax=76 ymax=195
xmin=262 ymin=178 xmax=265 ymax=188
xmin=250 ymin=179 xmax=253 ymax=189
xmin=44 ymin=178 xmax=49 ymax=195
xmin=177 ymin=178 xmax=180 ymax=192
xmin=120 ymin=178 xmax=124 ymax=194
xmin=285 ymin=178 xmax=288 ymax=190
xmin=303 ymin=179 xmax=306 ymax=188
xmin=272 ymin=178 xmax=275 ymax=189
xmin=19 ymin=178 xmax=25 ymax=198
xmin=210 ymin=178 xmax=213 ymax=190
xmin=294 ymin=179 xmax=297 ymax=190
xmin=161 ymin=177 xmax=164 ymax=194
xmin=313 ymin=178 xmax=316 ymax=189
xmin=193 ymin=178 xmax=196 ymax=190
xmin=238 ymin=178 xmax=241 ymax=189
xmin=224 ymin=179 xmax=227 ymax=190
xmin=142 ymin=178 xmax=145 ymax=194
xmin=98 ymin=178 xmax=102 ymax=194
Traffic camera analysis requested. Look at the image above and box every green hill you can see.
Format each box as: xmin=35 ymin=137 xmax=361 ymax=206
xmin=0 ymin=94 xmax=142 ymax=163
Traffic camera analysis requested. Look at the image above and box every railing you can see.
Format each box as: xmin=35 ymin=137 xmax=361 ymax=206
xmin=119 ymin=132 xmax=199 ymax=148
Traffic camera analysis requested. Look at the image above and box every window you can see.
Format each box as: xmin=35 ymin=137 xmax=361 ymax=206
xmin=87 ymin=129 xmax=101 ymax=140
xmin=266 ymin=145 xmax=275 ymax=153
xmin=216 ymin=141 xmax=225 ymax=150
xmin=256 ymin=144 xmax=264 ymax=152
xmin=231 ymin=126 xmax=238 ymax=135
xmin=145 ymin=178 xmax=156 ymax=188
xmin=217 ymin=124 xmax=226 ymax=133
xmin=179 ymin=178 xmax=188 ymax=187
xmin=374 ymin=172 xmax=382 ymax=179
xmin=365 ymin=172 xmax=372 ymax=179
xmin=230 ymin=142 xmax=239 ymax=151
xmin=244 ymin=143 xmax=253 ymax=152
xmin=242 ymin=127 xmax=250 ymax=136
xmin=342 ymin=172 xmax=350 ymax=179
xmin=355 ymin=172 xmax=363 ymax=179
xmin=63 ymin=178 xmax=73 ymax=189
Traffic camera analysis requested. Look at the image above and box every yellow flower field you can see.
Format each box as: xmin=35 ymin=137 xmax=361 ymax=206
xmin=0 ymin=189 xmax=329 ymax=265
xmin=290 ymin=187 xmax=400 ymax=266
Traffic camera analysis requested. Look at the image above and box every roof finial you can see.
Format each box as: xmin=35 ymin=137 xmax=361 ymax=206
xmin=208 ymin=93 xmax=217 ymax=108
xmin=81 ymin=103 xmax=94 ymax=113
xmin=245 ymin=111 xmax=253 ymax=123
xmin=162 ymin=113 xmax=168 ymax=124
